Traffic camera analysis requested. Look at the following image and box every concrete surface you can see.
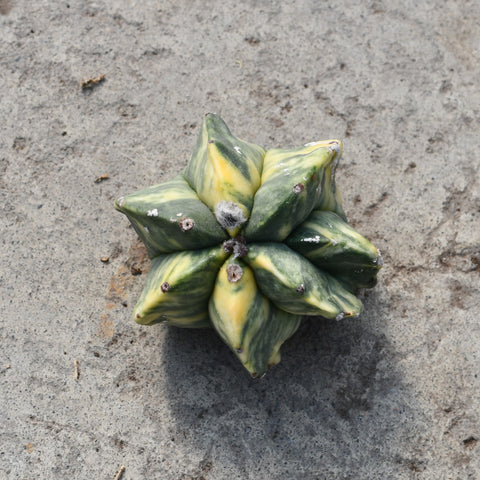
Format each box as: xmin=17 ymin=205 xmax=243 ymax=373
xmin=1 ymin=1 xmax=479 ymax=479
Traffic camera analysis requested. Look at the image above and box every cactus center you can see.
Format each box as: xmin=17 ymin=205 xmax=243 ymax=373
xmin=222 ymin=236 xmax=248 ymax=259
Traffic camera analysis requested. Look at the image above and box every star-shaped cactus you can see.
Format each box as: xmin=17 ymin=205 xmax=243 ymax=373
xmin=115 ymin=113 xmax=382 ymax=377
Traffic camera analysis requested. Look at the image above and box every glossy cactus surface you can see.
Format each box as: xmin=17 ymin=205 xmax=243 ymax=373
xmin=115 ymin=113 xmax=382 ymax=377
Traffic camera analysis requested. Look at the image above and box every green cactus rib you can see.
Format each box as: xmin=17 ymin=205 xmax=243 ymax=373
xmin=115 ymin=113 xmax=382 ymax=377
xmin=209 ymin=258 xmax=302 ymax=377
xmin=133 ymin=245 xmax=227 ymax=327
xmin=286 ymin=210 xmax=383 ymax=289
xmin=244 ymin=243 xmax=362 ymax=319
xmin=183 ymin=113 xmax=265 ymax=236
xmin=115 ymin=174 xmax=227 ymax=257
xmin=244 ymin=141 xmax=345 ymax=242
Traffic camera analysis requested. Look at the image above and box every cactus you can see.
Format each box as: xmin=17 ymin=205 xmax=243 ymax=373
xmin=115 ymin=113 xmax=382 ymax=377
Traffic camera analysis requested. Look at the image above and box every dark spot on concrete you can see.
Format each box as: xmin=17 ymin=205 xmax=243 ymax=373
xmin=407 ymin=460 xmax=424 ymax=472
xmin=463 ymin=436 xmax=478 ymax=448
xmin=439 ymin=80 xmax=452 ymax=93
xmin=364 ymin=192 xmax=388 ymax=216
xmin=345 ymin=119 xmax=355 ymax=137
xmin=12 ymin=137 xmax=27 ymax=151
xmin=245 ymin=36 xmax=260 ymax=45
xmin=0 ymin=0 xmax=13 ymax=15
xmin=280 ymin=101 xmax=292 ymax=114
xmin=130 ymin=264 xmax=142 ymax=275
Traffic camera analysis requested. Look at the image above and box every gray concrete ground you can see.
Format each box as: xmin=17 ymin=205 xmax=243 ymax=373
xmin=1 ymin=1 xmax=479 ymax=479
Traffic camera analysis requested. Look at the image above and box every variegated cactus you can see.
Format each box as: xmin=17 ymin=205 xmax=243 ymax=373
xmin=115 ymin=114 xmax=382 ymax=377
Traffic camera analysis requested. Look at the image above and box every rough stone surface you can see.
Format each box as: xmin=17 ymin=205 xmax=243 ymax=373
xmin=1 ymin=1 xmax=479 ymax=479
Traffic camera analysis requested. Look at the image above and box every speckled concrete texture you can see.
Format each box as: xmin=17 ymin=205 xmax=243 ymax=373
xmin=1 ymin=1 xmax=479 ymax=479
